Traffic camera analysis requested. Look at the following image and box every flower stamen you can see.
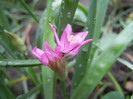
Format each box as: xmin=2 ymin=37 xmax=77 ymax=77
xmin=68 ymin=35 xmax=75 ymax=44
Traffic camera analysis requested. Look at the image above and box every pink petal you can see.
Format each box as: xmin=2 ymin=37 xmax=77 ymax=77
xmin=41 ymin=53 xmax=49 ymax=66
xmin=69 ymin=45 xmax=81 ymax=56
xmin=69 ymin=39 xmax=93 ymax=56
xmin=82 ymin=39 xmax=93 ymax=45
xmin=62 ymin=43 xmax=80 ymax=53
xmin=49 ymin=23 xmax=61 ymax=45
xmin=72 ymin=31 xmax=88 ymax=42
xmin=45 ymin=52 xmax=55 ymax=63
xmin=60 ymin=24 xmax=72 ymax=45
xmin=32 ymin=46 xmax=44 ymax=60
xmin=55 ymin=46 xmax=62 ymax=58
xmin=44 ymin=42 xmax=54 ymax=54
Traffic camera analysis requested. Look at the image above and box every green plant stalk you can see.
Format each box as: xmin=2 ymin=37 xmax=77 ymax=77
xmin=18 ymin=0 xmax=38 ymax=23
xmin=107 ymin=72 xmax=123 ymax=95
xmin=71 ymin=0 xmax=109 ymax=92
xmin=40 ymin=0 xmax=56 ymax=98
xmin=71 ymin=21 xmax=133 ymax=99
xmin=61 ymin=81 xmax=68 ymax=99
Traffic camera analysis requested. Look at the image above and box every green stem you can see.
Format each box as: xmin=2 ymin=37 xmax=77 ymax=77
xmin=107 ymin=72 xmax=123 ymax=95
xmin=61 ymin=80 xmax=68 ymax=99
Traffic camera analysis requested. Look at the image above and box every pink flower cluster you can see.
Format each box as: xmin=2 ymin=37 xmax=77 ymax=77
xmin=32 ymin=23 xmax=92 ymax=78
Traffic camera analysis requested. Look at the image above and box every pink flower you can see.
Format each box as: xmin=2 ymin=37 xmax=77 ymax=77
xmin=49 ymin=23 xmax=93 ymax=56
xmin=32 ymin=42 xmax=67 ymax=77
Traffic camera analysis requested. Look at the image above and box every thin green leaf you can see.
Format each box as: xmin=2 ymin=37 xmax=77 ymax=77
xmin=37 ymin=0 xmax=56 ymax=99
xmin=75 ymin=6 xmax=87 ymax=23
xmin=77 ymin=4 xmax=88 ymax=16
xmin=71 ymin=0 xmax=109 ymax=92
xmin=71 ymin=22 xmax=133 ymax=99
xmin=0 ymin=60 xmax=41 ymax=68
xmin=107 ymin=72 xmax=123 ymax=95
xmin=117 ymin=58 xmax=133 ymax=70
xmin=61 ymin=81 xmax=68 ymax=99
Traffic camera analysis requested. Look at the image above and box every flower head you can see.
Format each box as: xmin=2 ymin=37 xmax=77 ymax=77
xmin=49 ymin=23 xmax=93 ymax=56
xmin=32 ymin=42 xmax=67 ymax=80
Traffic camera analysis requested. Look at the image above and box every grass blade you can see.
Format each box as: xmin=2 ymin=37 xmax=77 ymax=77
xmin=0 ymin=60 xmax=41 ymax=68
xmin=107 ymin=72 xmax=123 ymax=95
xmin=71 ymin=0 xmax=109 ymax=92
xmin=36 ymin=0 xmax=56 ymax=98
xmin=117 ymin=58 xmax=133 ymax=70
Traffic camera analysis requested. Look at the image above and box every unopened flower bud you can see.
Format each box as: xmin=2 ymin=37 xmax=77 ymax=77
xmin=50 ymin=58 xmax=68 ymax=80
xmin=6 ymin=31 xmax=27 ymax=53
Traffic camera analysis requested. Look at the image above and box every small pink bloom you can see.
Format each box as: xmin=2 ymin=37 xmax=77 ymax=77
xmin=32 ymin=42 xmax=67 ymax=76
xmin=49 ymin=23 xmax=93 ymax=56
